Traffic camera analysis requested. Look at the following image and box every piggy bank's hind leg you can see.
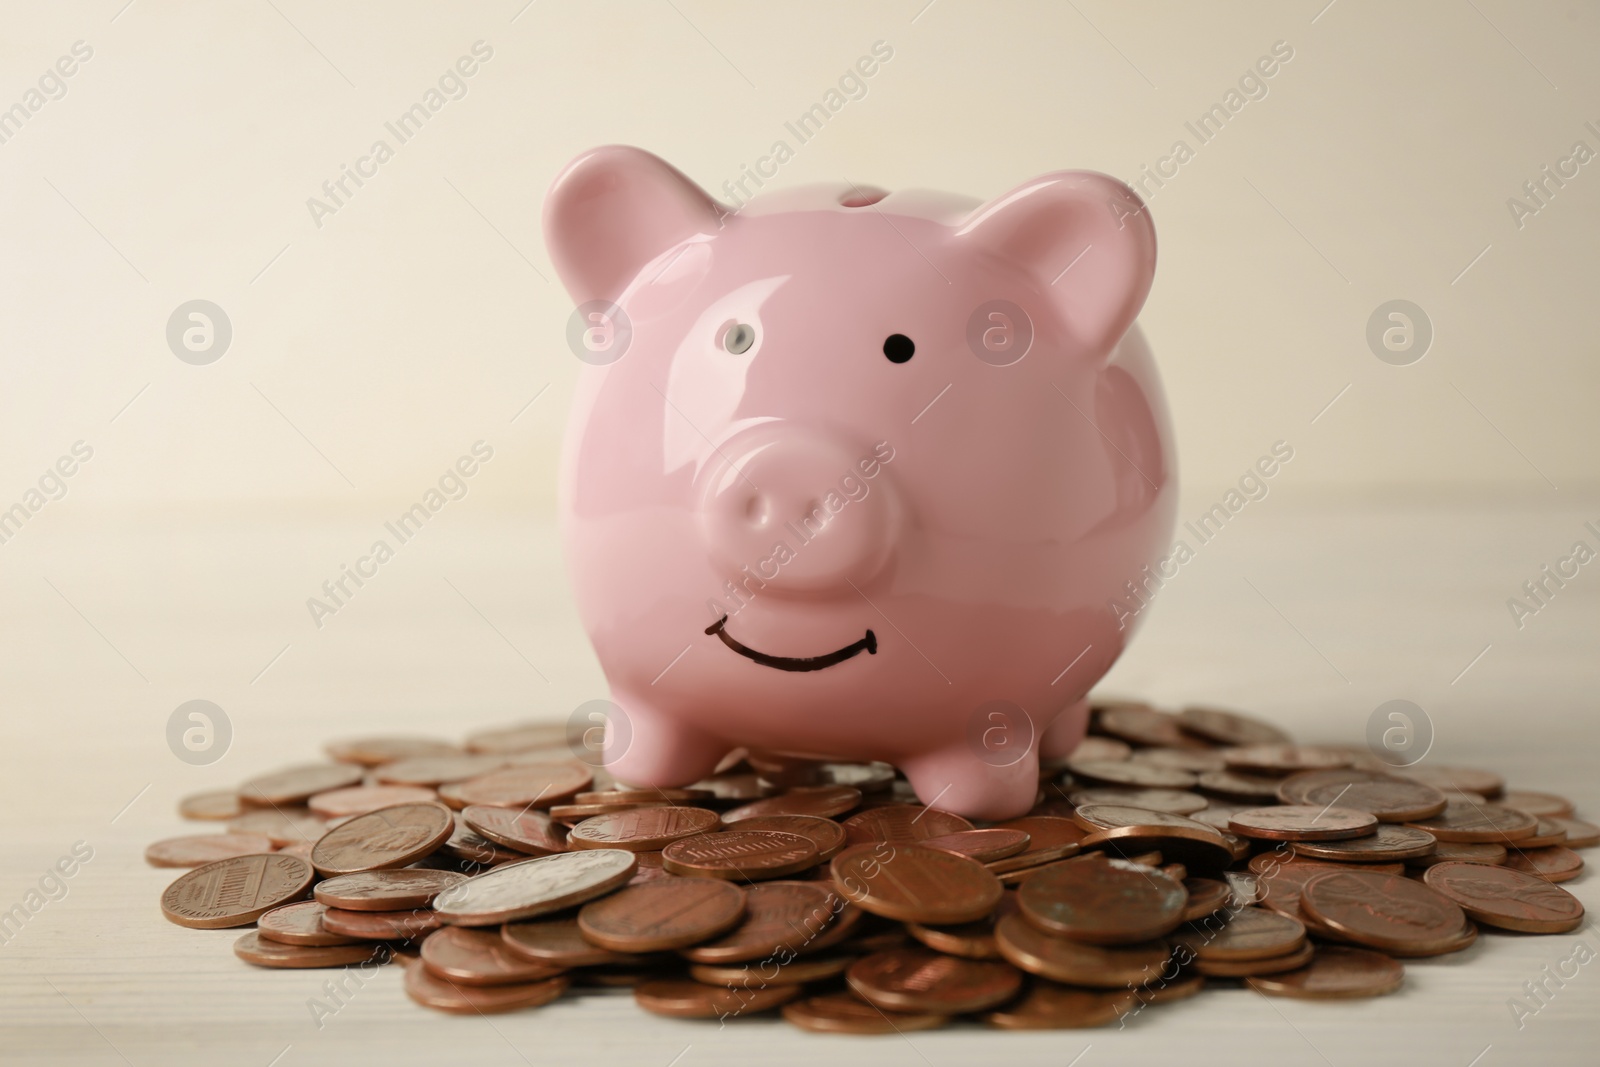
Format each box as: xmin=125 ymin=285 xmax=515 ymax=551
xmin=600 ymin=694 xmax=729 ymax=789
xmin=1039 ymin=697 xmax=1091 ymax=760
xmin=898 ymin=744 xmax=1040 ymax=822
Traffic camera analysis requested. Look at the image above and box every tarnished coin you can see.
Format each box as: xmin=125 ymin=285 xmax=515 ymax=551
xmin=1222 ymin=745 xmax=1351 ymax=776
xmin=1073 ymin=805 xmax=1232 ymax=870
xmin=441 ymin=817 xmax=526 ymax=865
xmin=233 ymin=930 xmax=382 ymax=969
xmin=906 ymin=893 xmax=1018 ymax=960
xmin=279 ymin=841 xmax=316 ymax=862
xmin=1519 ymin=818 xmax=1570 ymax=850
xmin=919 ymin=829 xmax=1031 ymax=863
xmin=1503 ymin=846 xmax=1584 ymax=883
xmin=689 ymin=773 xmax=776 ymax=802
xmin=1170 ymin=906 xmax=1305 ymax=961
xmin=435 ymin=850 xmax=637 ymax=926
xmin=376 ymin=754 xmax=510 ymax=787
xmin=680 ymin=881 xmax=843 ymax=963
xmin=1178 ymin=706 xmax=1291 ymax=747
xmin=1290 ymin=824 xmax=1437 ymax=862
xmin=1550 ymin=816 xmax=1600 ymax=849
xmin=1299 ymin=869 xmax=1466 ymax=954
xmin=437 ymin=762 xmax=593 ymax=810
xmin=161 ymin=854 xmax=314 ymax=929
xmin=1406 ymin=801 xmax=1538 ymax=843
xmin=501 ymin=916 xmax=654 ymax=967
xmin=227 ymin=808 xmax=327 ymax=847
xmin=818 ymin=761 xmax=898 ymax=793
xmin=1397 ymin=764 xmax=1504 ymax=799
xmin=549 ymin=801 xmax=671 ymax=824
xmin=661 ymin=830 xmax=818 ymax=880
xmin=321 ymin=906 xmax=442 ymax=940
xmin=1096 ymin=704 xmax=1209 ymax=749
xmin=1246 ymin=945 xmax=1405 ymax=999
xmin=1422 ymin=861 xmax=1585 ymax=933
xmin=783 ymin=989 xmax=948 ymax=1034
xmin=324 ymin=735 xmax=459 ymax=766
xmin=832 ymin=843 xmax=1002 ymax=925
xmin=145 ymin=833 xmax=277 ymax=868
xmin=840 ymin=805 xmax=974 ymax=846
xmin=634 ymin=977 xmax=799 ymax=1018
xmin=310 ymin=803 xmax=455 ymax=876
xmin=1500 ymin=790 xmax=1575 ymax=818
xmin=1070 ymin=736 xmax=1134 ymax=763
xmin=420 ymin=926 xmax=566 ymax=986
xmin=1228 ymin=806 xmax=1378 ymax=842
xmin=987 ymin=817 xmax=1085 ymax=872
xmin=257 ymin=900 xmax=362 ymax=947
xmin=983 ymin=979 xmax=1135 ymax=1029
xmin=696 ymin=953 xmax=853 ymax=990
xmin=459 ymin=805 xmax=566 ymax=855
xmin=1066 ymin=759 xmax=1196 ymax=790
xmin=1129 ymin=747 xmax=1227 ymax=774
xmin=1066 ymin=787 xmax=1208 ymax=815
xmin=1405 ymin=840 xmax=1506 ymax=868
xmin=404 ymin=959 xmax=569 ymax=1013
xmin=307 ymin=785 xmax=438 ymax=820
xmin=314 ymin=869 xmax=466 ymax=911
xmin=463 ymin=721 xmax=569 ymax=755
xmin=1181 ymin=877 xmax=1232 ymax=921
xmin=1195 ymin=770 xmax=1283 ymax=801
xmin=727 ymin=815 xmax=847 ymax=862
xmin=1190 ymin=938 xmax=1314 ymax=977
xmin=1254 ymin=859 xmax=1349 ymax=918
xmin=1276 ymin=769 xmax=1448 ymax=822
xmin=1018 ymin=855 xmax=1185 ymax=944
xmin=847 ymin=947 xmax=1022 ymax=1014
xmin=239 ymin=763 xmax=365 ymax=807
xmin=568 ymin=806 xmax=720 ymax=852
xmin=178 ymin=790 xmax=242 ymax=821
xmin=578 ymin=878 xmax=746 ymax=952
xmin=721 ymin=785 xmax=863 ymax=823
xmin=995 ymin=911 xmax=1168 ymax=987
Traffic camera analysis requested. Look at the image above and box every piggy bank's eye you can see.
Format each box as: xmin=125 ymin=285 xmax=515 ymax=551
xmin=723 ymin=323 xmax=756 ymax=354
xmin=883 ymin=334 xmax=915 ymax=364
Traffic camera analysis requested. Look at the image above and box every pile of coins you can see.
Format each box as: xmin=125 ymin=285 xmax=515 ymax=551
xmin=150 ymin=704 xmax=1593 ymax=1031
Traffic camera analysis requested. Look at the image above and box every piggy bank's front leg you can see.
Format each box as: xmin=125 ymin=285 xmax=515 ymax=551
xmin=1039 ymin=697 xmax=1091 ymax=760
xmin=602 ymin=693 xmax=730 ymax=789
xmin=899 ymin=743 xmax=1041 ymax=823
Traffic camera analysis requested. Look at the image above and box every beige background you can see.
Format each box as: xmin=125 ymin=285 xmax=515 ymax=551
xmin=2 ymin=3 xmax=1598 ymax=1065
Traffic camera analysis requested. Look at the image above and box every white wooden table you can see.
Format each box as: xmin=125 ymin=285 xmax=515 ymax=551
xmin=2 ymin=495 xmax=1596 ymax=1066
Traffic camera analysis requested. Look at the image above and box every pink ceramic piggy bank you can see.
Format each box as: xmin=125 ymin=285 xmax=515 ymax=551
xmin=545 ymin=146 xmax=1176 ymax=819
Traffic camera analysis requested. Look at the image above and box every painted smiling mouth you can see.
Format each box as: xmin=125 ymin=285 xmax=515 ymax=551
xmin=704 ymin=615 xmax=877 ymax=672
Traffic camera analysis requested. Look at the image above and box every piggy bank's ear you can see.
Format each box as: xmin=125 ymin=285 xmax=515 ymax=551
xmin=956 ymin=171 xmax=1155 ymax=355
xmin=543 ymin=145 xmax=728 ymax=306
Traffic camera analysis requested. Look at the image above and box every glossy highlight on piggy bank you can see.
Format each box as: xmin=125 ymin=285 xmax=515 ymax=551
xmin=545 ymin=145 xmax=1177 ymax=819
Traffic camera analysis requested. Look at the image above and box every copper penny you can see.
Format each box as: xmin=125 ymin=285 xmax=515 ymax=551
xmin=984 ymin=979 xmax=1135 ymax=1029
xmin=1178 ymin=706 xmax=1291 ymax=747
xmin=441 ymin=817 xmax=527 ymax=865
xmin=178 ymin=790 xmax=242 ymax=821
xmin=995 ymin=911 xmax=1168 ymax=987
xmin=257 ymin=900 xmax=362 ymax=947
xmin=548 ymin=800 xmax=670 ymax=824
xmin=161 ymin=854 xmax=313 ymax=929
xmin=1181 ymin=877 xmax=1232 ymax=921
xmin=1067 ymin=787 xmax=1208 ymax=815
xmin=578 ymin=878 xmax=745 ymax=953
xmin=575 ymin=788 xmax=712 ymax=804
xmin=1397 ymin=764 xmax=1504 ymax=799
xmin=145 ymin=833 xmax=277 ymax=868
xmin=1072 ymin=803 xmax=1212 ymax=835
xmin=839 ymin=805 xmax=975 ymax=846
xmin=819 ymin=761 xmax=898 ymax=793
xmin=568 ymin=806 xmax=720 ymax=852
xmin=1519 ymin=818 xmax=1570 ymax=850
xmin=1195 ymin=770 xmax=1284 ymax=801
xmin=238 ymin=763 xmax=364 ymax=807
xmin=661 ymin=830 xmax=818 ymax=880
xmin=1066 ymin=759 xmax=1197 ymax=790
xmin=987 ymin=817 xmax=1085 ymax=872
xmin=1170 ymin=906 xmax=1305 ymax=961
xmin=920 ymin=829 xmax=1031 ymax=864
xmin=634 ymin=976 xmax=799 ymax=1018
xmin=1070 ymin=736 xmax=1135 ymax=762
xmin=436 ymin=762 xmax=592 ymax=810
xmin=233 ymin=930 xmax=383 ymax=969
xmin=1406 ymin=801 xmax=1538 ymax=843
xmin=1422 ymin=861 xmax=1585 ymax=933
xmin=680 ymin=881 xmax=843 ymax=963
xmin=1503 ymin=846 xmax=1584 ymax=883
xmin=1222 ymin=745 xmax=1352 ymax=776
xmin=906 ymin=893 xmax=1018 ymax=960
xmin=1246 ymin=945 xmax=1405 ymax=999
xmin=227 ymin=808 xmax=327 ymax=847
xmin=1290 ymin=824 xmax=1437 ymax=862
xmin=1276 ymin=769 xmax=1448 ymax=822
xmin=1550 ymin=816 xmax=1600 ymax=849
xmin=1500 ymin=790 xmax=1575 ymax=818
xmin=1129 ymin=747 xmax=1227 ymax=774
xmin=376 ymin=754 xmax=510 ymax=787
xmin=310 ymin=802 xmax=455 ymax=875
xmin=435 ymin=850 xmax=637 ymax=925
xmin=463 ymin=721 xmax=569 ymax=755
xmin=404 ymin=961 xmax=568 ymax=1013
xmin=1095 ymin=704 xmax=1210 ymax=749
xmin=419 ymin=926 xmax=565 ymax=985
xmin=1073 ymin=805 xmax=1232 ymax=870
xmin=1299 ymin=869 xmax=1466 ymax=954
xmin=324 ymin=735 xmax=459 ymax=766
xmin=727 ymin=815 xmax=847 ymax=861
xmin=783 ymin=989 xmax=947 ymax=1034
xmin=279 ymin=841 xmax=316 ymax=862
xmin=1253 ymin=858 xmax=1348 ymax=918
xmin=691 ymin=953 xmax=854 ymax=987
xmin=832 ymin=843 xmax=1001 ymax=925
xmin=1191 ymin=938 xmax=1314 ymax=977
xmin=689 ymin=773 xmax=776 ymax=802
xmin=322 ymin=906 xmax=442 ymax=940
xmin=721 ymin=785 xmax=863 ymax=823
xmin=1018 ymin=854 xmax=1185 ymax=944
xmin=847 ymin=947 xmax=1022 ymax=1013
xmin=454 ymin=806 xmax=563 ymax=856
xmin=501 ymin=916 xmax=654 ymax=967
xmin=1405 ymin=840 xmax=1506 ymax=868
xmin=314 ymin=869 xmax=466 ymax=911
xmin=1228 ymin=806 xmax=1378 ymax=842
xmin=307 ymin=785 xmax=438 ymax=820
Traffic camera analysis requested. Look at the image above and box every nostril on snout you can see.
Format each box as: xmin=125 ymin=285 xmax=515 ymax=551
xmin=743 ymin=494 xmax=770 ymax=526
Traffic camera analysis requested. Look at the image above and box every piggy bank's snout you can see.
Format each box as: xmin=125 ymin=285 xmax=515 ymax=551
xmin=698 ymin=429 xmax=899 ymax=595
